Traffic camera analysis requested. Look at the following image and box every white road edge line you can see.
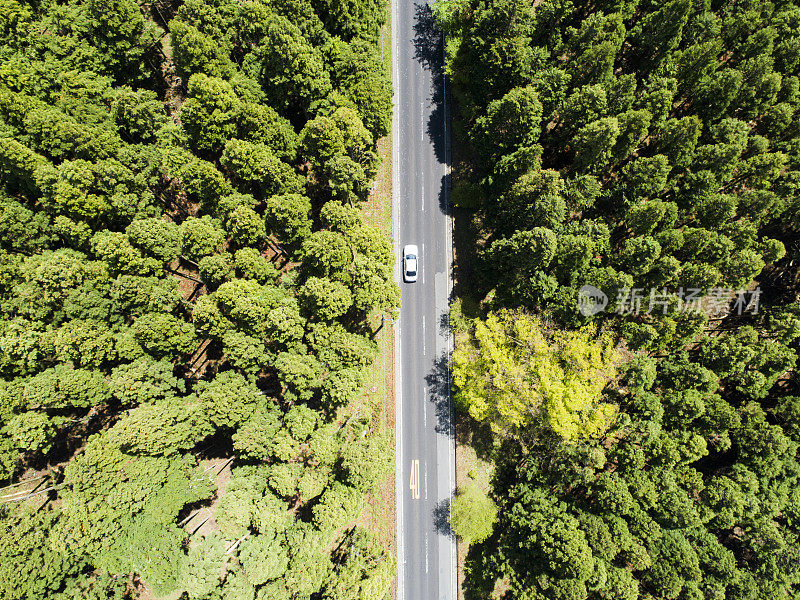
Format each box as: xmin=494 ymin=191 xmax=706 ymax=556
xmin=391 ymin=0 xmax=404 ymax=597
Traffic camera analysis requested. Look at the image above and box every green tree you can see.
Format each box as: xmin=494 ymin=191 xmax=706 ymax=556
xmin=0 ymin=506 xmax=84 ymax=600
xmin=298 ymin=276 xmax=353 ymax=321
xmin=223 ymin=331 xmax=270 ymax=376
xmin=21 ymin=365 xmax=112 ymax=409
xmin=232 ymin=402 xmax=283 ymax=460
xmin=3 ymin=411 xmax=63 ymax=454
xmin=237 ymin=101 xmax=298 ymax=159
xmin=233 ymin=247 xmax=279 ymax=283
xmin=197 ymin=370 xmax=261 ymax=429
xmin=350 ymin=254 xmax=400 ymax=315
xmin=321 ymin=528 xmax=395 ymax=600
xmin=180 ymin=159 xmax=233 ymax=213
xmin=616 ymin=236 xmax=662 ymax=276
xmin=321 ymin=200 xmax=363 ymax=232
xmin=180 ymin=74 xmax=240 ymax=153
xmin=239 ymin=534 xmax=290 ymax=585
xmin=111 ymin=87 xmax=170 ymax=144
xmin=573 ymin=117 xmax=619 ymax=173
xmin=331 ymin=40 xmax=392 ymax=137
xmin=264 ymin=193 xmax=313 ymax=247
xmin=612 ymin=109 xmax=652 ymax=161
xmin=471 ymin=86 xmax=543 ymax=163
xmin=340 ymin=429 xmax=393 ymax=493
xmin=274 ymin=351 xmax=322 ymax=403
xmin=314 ymin=0 xmax=387 ymax=42
xmin=656 ymin=116 xmax=703 ymax=166
xmin=221 ymin=138 xmax=303 ymax=198
xmin=91 ymin=231 xmax=160 ymax=276
xmin=0 ymin=196 xmax=53 ymax=253
xmin=180 ymin=216 xmax=226 ymax=261
xmin=564 ymin=12 xmax=626 ymax=85
xmin=198 ymin=252 xmax=233 ymax=288
xmin=300 ymin=115 xmax=346 ymax=165
xmin=301 ymin=230 xmax=351 ymax=279
xmin=171 ymin=21 xmax=234 ymax=81
xmin=630 ymin=0 xmax=692 ymax=67
xmin=312 ymin=482 xmax=365 ymax=531
xmin=178 ymin=533 xmax=227 ymax=600
xmin=50 ymin=319 xmax=117 ymax=369
xmin=131 ymin=313 xmax=196 ymax=359
xmin=450 ymin=482 xmax=498 ymax=544
xmin=623 ymin=155 xmax=672 ymax=198
xmin=244 ymin=13 xmax=332 ymax=116
xmin=126 ymin=218 xmax=182 ymax=263
xmin=226 ymin=205 xmax=265 ymax=247
xmin=109 ymin=357 xmax=184 ymax=405
xmin=109 ymin=395 xmax=213 ymax=456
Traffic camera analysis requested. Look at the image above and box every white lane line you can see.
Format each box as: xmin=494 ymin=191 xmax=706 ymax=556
xmin=425 ymin=531 xmax=429 ymax=573
xmin=424 ymin=461 xmax=428 ymax=501
xmin=422 ymin=316 xmax=426 ymax=356
xmin=421 ymin=243 xmax=425 ymax=284
xmin=423 ymin=386 xmax=427 ymax=425
xmin=420 ymin=100 xmax=424 ymax=141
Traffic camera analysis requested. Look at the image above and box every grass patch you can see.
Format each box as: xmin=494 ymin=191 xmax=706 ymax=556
xmin=355 ymin=0 xmax=396 ymax=565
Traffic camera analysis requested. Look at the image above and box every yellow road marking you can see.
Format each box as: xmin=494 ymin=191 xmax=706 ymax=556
xmin=409 ymin=459 xmax=421 ymax=499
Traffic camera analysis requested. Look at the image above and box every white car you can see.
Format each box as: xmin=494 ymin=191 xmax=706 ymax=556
xmin=403 ymin=244 xmax=418 ymax=283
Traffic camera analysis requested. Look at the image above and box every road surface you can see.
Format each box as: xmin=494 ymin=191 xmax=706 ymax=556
xmin=392 ymin=0 xmax=456 ymax=598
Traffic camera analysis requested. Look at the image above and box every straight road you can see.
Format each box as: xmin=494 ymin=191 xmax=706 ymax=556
xmin=392 ymin=0 xmax=455 ymax=599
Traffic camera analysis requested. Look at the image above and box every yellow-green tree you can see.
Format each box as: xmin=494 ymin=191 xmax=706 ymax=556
xmin=452 ymin=309 xmax=623 ymax=439
xmin=449 ymin=481 xmax=497 ymax=544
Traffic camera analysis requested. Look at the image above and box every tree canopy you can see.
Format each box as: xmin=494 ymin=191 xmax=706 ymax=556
xmin=439 ymin=0 xmax=800 ymax=597
xmin=0 ymin=0 xmax=396 ymax=598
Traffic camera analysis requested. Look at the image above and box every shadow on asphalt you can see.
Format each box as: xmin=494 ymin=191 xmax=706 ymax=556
xmin=425 ymin=352 xmax=454 ymax=439
xmin=413 ymin=3 xmax=443 ymax=73
xmin=433 ymin=496 xmax=455 ymax=538
xmin=413 ymin=3 xmax=448 ymax=174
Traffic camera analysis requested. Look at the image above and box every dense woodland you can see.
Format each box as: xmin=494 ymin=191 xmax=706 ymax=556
xmin=436 ymin=0 xmax=800 ymax=599
xmin=0 ymin=1 xmax=397 ymax=599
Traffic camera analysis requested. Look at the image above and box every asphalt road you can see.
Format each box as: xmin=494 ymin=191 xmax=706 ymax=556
xmin=391 ymin=0 xmax=456 ymax=598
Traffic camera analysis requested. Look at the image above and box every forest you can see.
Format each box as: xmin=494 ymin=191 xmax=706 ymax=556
xmin=0 ymin=1 xmax=397 ymax=599
xmin=435 ymin=0 xmax=800 ymax=599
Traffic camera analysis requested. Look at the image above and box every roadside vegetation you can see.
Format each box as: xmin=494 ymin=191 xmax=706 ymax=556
xmin=0 ymin=1 xmax=398 ymax=599
xmin=436 ymin=0 xmax=800 ymax=598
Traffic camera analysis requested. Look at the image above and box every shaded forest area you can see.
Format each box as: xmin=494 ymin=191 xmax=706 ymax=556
xmin=0 ymin=1 xmax=398 ymax=599
xmin=436 ymin=0 xmax=800 ymax=599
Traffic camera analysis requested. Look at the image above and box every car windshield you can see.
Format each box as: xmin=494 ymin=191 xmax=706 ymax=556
xmin=407 ymin=271 xmax=416 ymax=276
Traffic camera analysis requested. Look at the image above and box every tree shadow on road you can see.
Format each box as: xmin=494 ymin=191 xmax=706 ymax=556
xmin=412 ymin=3 xmax=449 ymax=173
xmin=433 ymin=496 xmax=455 ymax=538
xmin=413 ymin=3 xmax=444 ymax=74
xmin=425 ymin=352 xmax=454 ymax=439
